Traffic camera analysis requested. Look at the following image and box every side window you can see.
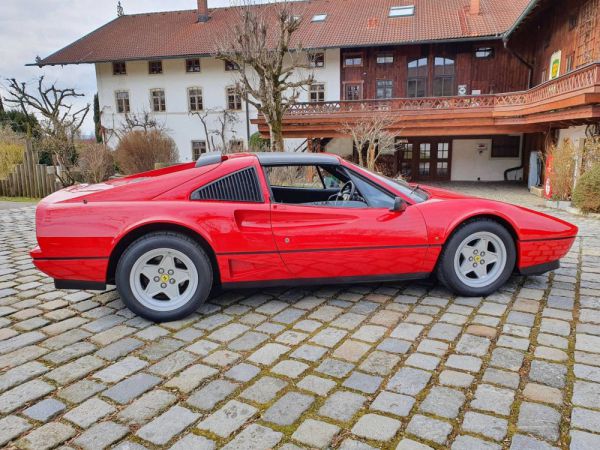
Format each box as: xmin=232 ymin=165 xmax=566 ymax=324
xmin=345 ymin=169 xmax=395 ymax=209
xmin=265 ymin=165 xmax=324 ymax=189
xmin=191 ymin=168 xmax=263 ymax=203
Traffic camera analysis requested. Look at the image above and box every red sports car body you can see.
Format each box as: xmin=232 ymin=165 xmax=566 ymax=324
xmin=31 ymin=152 xmax=577 ymax=321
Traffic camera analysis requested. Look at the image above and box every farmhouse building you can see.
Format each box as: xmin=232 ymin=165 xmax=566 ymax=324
xmin=35 ymin=0 xmax=600 ymax=182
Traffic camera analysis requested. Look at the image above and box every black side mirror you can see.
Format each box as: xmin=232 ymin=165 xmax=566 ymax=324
xmin=390 ymin=197 xmax=408 ymax=212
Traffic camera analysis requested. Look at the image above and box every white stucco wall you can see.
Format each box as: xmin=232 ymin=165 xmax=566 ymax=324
xmin=324 ymin=137 xmax=353 ymax=156
xmin=95 ymin=49 xmax=341 ymax=161
xmin=558 ymin=125 xmax=588 ymax=148
xmin=451 ymin=138 xmax=522 ymax=181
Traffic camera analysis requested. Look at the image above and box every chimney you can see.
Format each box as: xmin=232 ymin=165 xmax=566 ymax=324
xmin=470 ymin=0 xmax=480 ymax=15
xmin=197 ymin=0 xmax=209 ymax=22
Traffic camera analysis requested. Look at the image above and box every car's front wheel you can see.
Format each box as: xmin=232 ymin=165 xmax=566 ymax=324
xmin=116 ymin=232 xmax=212 ymax=322
xmin=437 ymin=219 xmax=515 ymax=296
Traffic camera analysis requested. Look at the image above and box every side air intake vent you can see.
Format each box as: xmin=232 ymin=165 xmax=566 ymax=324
xmin=191 ymin=168 xmax=263 ymax=202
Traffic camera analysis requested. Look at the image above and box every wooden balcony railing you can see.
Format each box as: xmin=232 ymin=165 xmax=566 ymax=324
xmin=284 ymin=62 xmax=600 ymax=117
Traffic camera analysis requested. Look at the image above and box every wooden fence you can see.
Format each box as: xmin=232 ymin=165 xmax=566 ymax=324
xmin=0 ymin=141 xmax=61 ymax=198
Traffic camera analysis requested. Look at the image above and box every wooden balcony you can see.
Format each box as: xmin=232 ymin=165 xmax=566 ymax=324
xmin=255 ymin=62 xmax=600 ymax=137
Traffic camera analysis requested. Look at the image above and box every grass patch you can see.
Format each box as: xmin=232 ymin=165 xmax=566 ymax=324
xmin=0 ymin=196 xmax=39 ymax=202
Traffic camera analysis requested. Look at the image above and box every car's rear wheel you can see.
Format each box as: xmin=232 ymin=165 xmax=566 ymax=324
xmin=116 ymin=232 xmax=212 ymax=322
xmin=437 ymin=219 xmax=515 ymax=296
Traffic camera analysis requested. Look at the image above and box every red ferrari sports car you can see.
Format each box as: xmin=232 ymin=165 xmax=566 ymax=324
xmin=31 ymin=152 xmax=577 ymax=322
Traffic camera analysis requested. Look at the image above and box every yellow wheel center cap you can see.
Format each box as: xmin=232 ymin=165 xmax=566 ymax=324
xmin=160 ymin=274 xmax=170 ymax=283
xmin=474 ymin=255 xmax=481 ymax=263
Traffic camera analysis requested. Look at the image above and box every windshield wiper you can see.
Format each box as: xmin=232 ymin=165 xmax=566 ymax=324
xmin=410 ymin=184 xmax=421 ymax=194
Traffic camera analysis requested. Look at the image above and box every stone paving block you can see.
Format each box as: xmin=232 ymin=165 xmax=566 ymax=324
xmin=93 ymin=356 xmax=147 ymax=383
xmin=571 ymin=407 xmax=600 ymax=433
xmin=45 ymin=355 xmax=104 ymax=385
xmin=316 ymin=358 xmax=355 ymax=378
xmin=310 ymin=327 xmax=348 ymax=347
xmin=170 ymin=434 xmax=215 ymax=450
xmin=137 ymin=337 xmax=184 ymax=360
xmin=517 ymin=402 xmax=561 ymax=441
xmin=377 ymin=338 xmax=411 ymax=354
xmin=263 ymin=392 xmax=314 ymax=426
xmin=352 ymin=413 xmax=401 ymax=441
xmin=271 ymin=359 xmax=309 ymax=379
xmin=396 ymin=439 xmax=434 ymax=450
xmin=0 ymin=361 xmax=49 ymax=393
xmin=482 ymin=367 xmax=520 ymax=389
xmin=387 ymin=367 xmax=432 ymax=396
xmin=73 ymin=421 xmax=129 ymax=450
xmin=390 ymin=322 xmax=423 ymax=340
xmin=248 ymin=343 xmax=290 ymax=365
xmin=165 ymin=363 xmax=218 ymax=392
xmin=490 ymin=348 xmax=525 ymax=371
xmin=319 ymin=390 xmax=366 ymax=422
xmin=470 ymin=384 xmax=515 ymax=416
xmin=333 ymin=340 xmax=371 ymax=362
xmin=439 ymin=370 xmax=474 ymax=388
xmin=102 ymin=373 xmax=161 ymax=404
xmin=202 ymin=349 xmax=241 ymax=367
xmin=16 ymin=422 xmax=75 ymax=450
xmin=571 ymin=430 xmax=600 ymax=450
xmin=22 ymin=398 xmax=65 ymax=422
xmin=290 ymin=343 xmax=328 ymax=362
xmin=95 ymin=337 xmax=143 ymax=360
xmin=138 ymin=405 xmax=200 ymax=445
xmin=529 ymin=359 xmax=567 ymax=388
xmin=57 ymin=379 xmax=105 ymax=404
xmin=446 ymin=354 xmax=482 ymax=372
xmin=292 ymin=419 xmax=339 ymax=448
xmin=455 ymin=334 xmax=491 ymax=356
xmin=523 ymin=382 xmax=563 ymax=405
xmin=359 ymin=350 xmax=400 ymax=375
xmin=297 ymin=374 xmax=336 ymax=396
xmin=222 ymin=424 xmax=282 ymax=450
xmin=340 ymin=438 xmax=378 ymax=450
xmin=197 ymin=400 xmax=257 ymax=438
xmin=405 ymin=353 xmax=440 ymax=371
xmin=419 ymin=386 xmax=465 ymax=419
xmin=370 ymin=391 xmax=415 ymax=417
xmin=187 ymin=378 xmax=239 ymax=410
xmin=343 ymin=371 xmax=383 ymax=393
xmin=64 ymin=397 xmax=115 ymax=428
xmin=427 ymin=323 xmax=461 ymax=340
xmin=240 ymin=376 xmax=287 ymax=404
xmin=417 ymin=339 xmax=449 ymax=355
xmin=0 ymin=379 xmax=54 ymax=414
xmin=406 ymin=414 xmax=453 ymax=445
xmin=118 ymin=390 xmax=177 ymax=425
xmin=276 ymin=330 xmax=309 ymax=345
xmin=451 ymin=435 xmax=501 ymax=450
xmin=462 ymin=411 xmax=508 ymax=441
xmin=0 ymin=415 xmax=31 ymax=446
xmin=228 ymin=331 xmax=269 ymax=351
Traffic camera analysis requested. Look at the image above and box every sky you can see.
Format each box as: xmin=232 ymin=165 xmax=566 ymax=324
xmin=0 ymin=0 xmax=259 ymax=136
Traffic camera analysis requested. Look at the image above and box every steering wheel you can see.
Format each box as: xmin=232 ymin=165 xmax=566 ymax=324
xmin=337 ymin=180 xmax=356 ymax=202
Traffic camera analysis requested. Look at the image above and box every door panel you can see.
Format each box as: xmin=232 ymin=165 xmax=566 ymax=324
xmin=270 ymin=203 xmax=430 ymax=279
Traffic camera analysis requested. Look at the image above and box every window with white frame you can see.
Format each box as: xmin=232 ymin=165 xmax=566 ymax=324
xmin=344 ymin=54 xmax=363 ymax=67
xmin=186 ymin=58 xmax=201 ymax=72
xmin=309 ymin=83 xmax=325 ymax=103
xmin=311 ymin=14 xmax=327 ymax=22
xmin=376 ymin=80 xmax=393 ymax=99
xmin=115 ymin=91 xmax=130 ymax=113
xmin=150 ymin=89 xmax=166 ymax=112
xmin=226 ymin=87 xmax=242 ymax=110
xmin=188 ymin=87 xmax=203 ymax=112
xmin=148 ymin=60 xmax=163 ymax=74
xmin=112 ymin=61 xmax=127 ymax=75
xmin=309 ymin=52 xmax=325 ymax=68
xmin=377 ymin=53 xmax=394 ymax=64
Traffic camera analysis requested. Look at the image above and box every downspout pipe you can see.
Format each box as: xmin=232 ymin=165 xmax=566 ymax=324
xmin=503 ymin=37 xmax=534 ymax=89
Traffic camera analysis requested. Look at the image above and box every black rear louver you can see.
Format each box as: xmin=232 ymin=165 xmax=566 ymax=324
xmin=191 ymin=168 xmax=263 ymax=202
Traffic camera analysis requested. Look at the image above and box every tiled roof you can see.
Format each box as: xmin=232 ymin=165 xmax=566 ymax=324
xmin=36 ymin=0 xmax=533 ymax=66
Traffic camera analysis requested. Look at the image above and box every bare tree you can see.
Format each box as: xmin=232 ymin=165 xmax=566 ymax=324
xmin=216 ymin=1 xmax=313 ymax=151
xmin=340 ymin=114 xmax=398 ymax=171
xmin=4 ymin=76 xmax=90 ymax=186
xmin=190 ymin=108 xmax=240 ymax=153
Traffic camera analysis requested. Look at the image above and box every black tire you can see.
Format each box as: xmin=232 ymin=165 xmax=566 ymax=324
xmin=436 ymin=219 xmax=516 ymax=297
xmin=115 ymin=231 xmax=212 ymax=322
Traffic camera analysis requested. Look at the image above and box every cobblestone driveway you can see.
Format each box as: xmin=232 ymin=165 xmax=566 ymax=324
xmin=0 ymin=196 xmax=599 ymax=450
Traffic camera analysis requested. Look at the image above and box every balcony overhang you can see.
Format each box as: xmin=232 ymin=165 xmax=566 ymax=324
xmin=254 ymin=62 xmax=600 ymax=138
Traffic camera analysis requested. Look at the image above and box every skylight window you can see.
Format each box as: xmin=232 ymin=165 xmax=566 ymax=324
xmin=311 ymin=14 xmax=327 ymax=22
xmin=389 ymin=5 xmax=415 ymax=17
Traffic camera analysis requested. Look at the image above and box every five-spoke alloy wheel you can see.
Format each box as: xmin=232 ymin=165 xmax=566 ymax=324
xmin=116 ymin=232 xmax=212 ymax=322
xmin=437 ymin=219 xmax=515 ymax=296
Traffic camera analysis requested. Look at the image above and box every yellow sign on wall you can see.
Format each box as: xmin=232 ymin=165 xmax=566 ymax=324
xmin=549 ymin=50 xmax=562 ymax=80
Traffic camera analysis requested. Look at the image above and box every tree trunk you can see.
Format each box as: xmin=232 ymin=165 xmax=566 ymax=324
xmin=269 ymin=122 xmax=285 ymax=152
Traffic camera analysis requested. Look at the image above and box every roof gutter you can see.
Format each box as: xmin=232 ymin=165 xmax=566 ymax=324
xmin=503 ymin=0 xmax=540 ymax=40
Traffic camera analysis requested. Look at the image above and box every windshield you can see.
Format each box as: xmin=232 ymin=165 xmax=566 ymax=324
xmin=360 ymin=168 xmax=429 ymax=203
